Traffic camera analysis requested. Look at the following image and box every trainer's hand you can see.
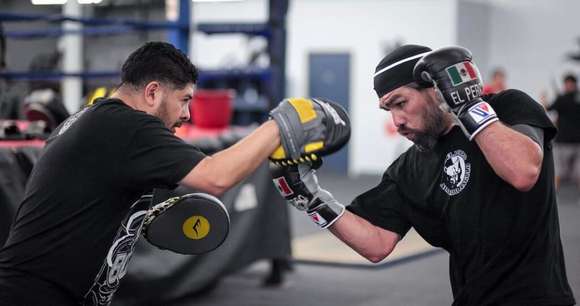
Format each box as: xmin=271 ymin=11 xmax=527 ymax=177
xmin=413 ymin=46 xmax=498 ymax=140
xmin=269 ymin=97 xmax=350 ymax=165
xmin=269 ymin=162 xmax=345 ymax=229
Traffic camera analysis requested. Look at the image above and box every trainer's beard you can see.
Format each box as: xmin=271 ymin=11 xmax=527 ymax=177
xmin=413 ymin=101 xmax=448 ymax=152
xmin=154 ymin=98 xmax=177 ymax=131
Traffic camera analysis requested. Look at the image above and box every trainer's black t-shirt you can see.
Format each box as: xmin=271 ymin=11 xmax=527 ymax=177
xmin=348 ymin=90 xmax=575 ymax=306
xmin=547 ymin=91 xmax=580 ymax=143
xmin=0 ymin=98 xmax=205 ymax=305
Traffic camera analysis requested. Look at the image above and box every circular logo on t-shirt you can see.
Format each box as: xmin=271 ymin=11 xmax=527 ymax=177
xmin=440 ymin=149 xmax=471 ymax=196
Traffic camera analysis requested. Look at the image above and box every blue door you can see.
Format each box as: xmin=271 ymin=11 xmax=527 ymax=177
xmin=308 ymin=52 xmax=350 ymax=174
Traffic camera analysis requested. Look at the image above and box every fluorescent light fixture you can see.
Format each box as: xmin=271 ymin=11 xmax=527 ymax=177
xmin=192 ymin=0 xmax=243 ymax=3
xmin=31 ymin=0 xmax=102 ymax=4
xmin=166 ymin=0 xmax=179 ymax=21
xmin=31 ymin=0 xmax=67 ymax=4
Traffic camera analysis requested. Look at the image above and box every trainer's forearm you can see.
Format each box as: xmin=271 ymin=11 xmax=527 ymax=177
xmin=213 ymin=120 xmax=280 ymax=184
xmin=183 ymin=120 xmax=280 ymax=195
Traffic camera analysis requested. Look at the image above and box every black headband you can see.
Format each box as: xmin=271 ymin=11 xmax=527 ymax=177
xmin=373 ymin=45 xmax=432 ymax=98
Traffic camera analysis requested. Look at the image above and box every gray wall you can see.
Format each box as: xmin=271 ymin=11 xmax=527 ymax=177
xmin=457 ymin=0 xmax=492 ymax=82
xmin=486 ymin=0 xmax=580 ymax=101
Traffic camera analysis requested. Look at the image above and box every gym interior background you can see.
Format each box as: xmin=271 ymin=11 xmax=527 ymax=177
xmin=0 ymin=0 xmax=579 ymax=305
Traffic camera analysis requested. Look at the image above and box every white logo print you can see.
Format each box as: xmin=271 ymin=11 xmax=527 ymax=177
xmin=58 ymin=107 xmax=89 ymax=136
xmin=83 ymin=195 xmax=152 ymax=306
xmin=317 ymin=100 xmax=346 ymax=126
xmin=288 ymin=194 xmax=310 ymax=210
xmin=467 ymin=102 xmax=496 ymax=124
xmin=440 ymin=150 xmax=471 ymax=196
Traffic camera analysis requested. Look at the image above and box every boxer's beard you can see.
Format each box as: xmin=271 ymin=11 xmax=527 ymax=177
xmin=405 ymin=97 xmax=448 ymax=152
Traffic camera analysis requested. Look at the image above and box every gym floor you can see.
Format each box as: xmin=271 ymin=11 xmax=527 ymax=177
xmin=167 ymin=172 xmax=580 ymax=306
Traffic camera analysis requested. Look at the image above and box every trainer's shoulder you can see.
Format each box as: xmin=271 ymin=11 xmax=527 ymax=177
xmin=91 ymin=98 xmax=137 ymax=118
xmin=91 ymin=98 xmax=164 ymax=130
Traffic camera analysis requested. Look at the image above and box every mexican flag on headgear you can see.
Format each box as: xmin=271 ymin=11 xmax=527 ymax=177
xmin=446 ymin=61 xmax=478 ymax=86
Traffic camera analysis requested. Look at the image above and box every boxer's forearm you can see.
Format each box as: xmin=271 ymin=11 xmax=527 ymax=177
xmin=329 ymin=210 xmax=399 ymax=263
xmin=474 ymin=121 xmax=543 ymax=191
xmin=181 ymin=120 xmax=280 ymax=195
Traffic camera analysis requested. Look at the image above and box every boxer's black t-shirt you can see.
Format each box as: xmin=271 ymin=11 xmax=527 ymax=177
xmin=0 ymin=98 xmax=205 ymax=305
xmin=349 ymin=90 xmax=575 ymax=306
xmin=547 ymin=91 xmax=580 ymax=143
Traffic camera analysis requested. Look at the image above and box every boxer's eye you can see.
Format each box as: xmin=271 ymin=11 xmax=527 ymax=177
xmin=393 ymin=100 xmax=406 ymax=109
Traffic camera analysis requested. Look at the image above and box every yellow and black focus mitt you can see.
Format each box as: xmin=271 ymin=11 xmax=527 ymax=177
xmin=269 ymin=98 xmax=350 ymax=166
xmin=143 ymin=193 xmax=230 ymax=255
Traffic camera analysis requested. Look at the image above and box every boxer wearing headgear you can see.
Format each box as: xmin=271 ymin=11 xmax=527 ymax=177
xmin=270 ymin=44 xmax=575 ymax=305
xmin=373 ymin=44 xmax=433 ymax=98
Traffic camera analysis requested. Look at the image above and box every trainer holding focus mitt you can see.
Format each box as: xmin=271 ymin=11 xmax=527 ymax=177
xmin=270 ymin=45 xmax=575 ymax=306
xmin=0 ymin=41 xmax=350 ymax=306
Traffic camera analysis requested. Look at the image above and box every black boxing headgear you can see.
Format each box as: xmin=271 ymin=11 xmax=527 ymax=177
xmin=373 ymin=44 xmax=432 ymax=98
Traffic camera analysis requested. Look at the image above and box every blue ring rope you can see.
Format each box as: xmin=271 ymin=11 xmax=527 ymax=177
xmin=0 ymin=68 xmax=272 ymax=81
xmin=0 ymin=12 xmax=185 ymax=29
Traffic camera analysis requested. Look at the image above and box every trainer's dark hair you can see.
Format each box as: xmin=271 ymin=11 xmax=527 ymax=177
xmin=121 ymin=41 xmax=198 ymax=89
xmin=563 ymin=73 xmax=577 ymax=84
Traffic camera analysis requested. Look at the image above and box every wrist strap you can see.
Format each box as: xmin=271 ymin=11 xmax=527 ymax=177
xmin=307 ymin=198 xmax=345 ymax=229
xmin=457 ymin=101 xmax=498 ymax=140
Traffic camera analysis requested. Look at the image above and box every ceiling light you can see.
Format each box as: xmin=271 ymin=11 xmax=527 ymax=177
xmin=31 ymin=0 xmax=67 ymax=5
xmin=192 ymin=0 xmax=243 ymax=3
